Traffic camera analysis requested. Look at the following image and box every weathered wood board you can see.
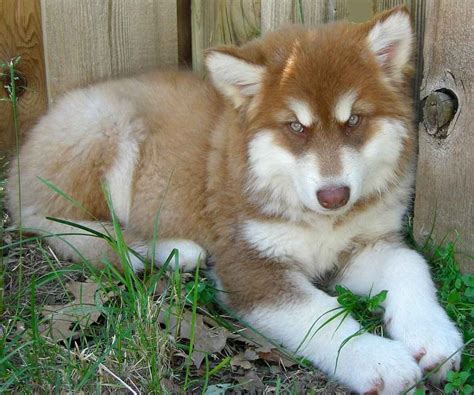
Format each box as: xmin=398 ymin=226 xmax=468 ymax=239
xmin=191 ymin=0 xmax=261 ymax=74
xmin=0 ymin=0 xmax=48 ymax=154
xmin=260 ymin=0 xmax=421 ymax=30
xmin=414 ymin=0 xmax=473 ymax=272
xmin=261 ymin=0 xmax=349 ymax=31
xmin=41 ymin=0 xmax=180 ymax=101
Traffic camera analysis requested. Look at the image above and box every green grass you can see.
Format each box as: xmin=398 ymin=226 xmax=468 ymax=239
xmin=0 ymin=221 xmax=221 ymax=392
xmin=1 ymin=58 xmax=473 ymax=394
xmin=1 ymin=57 xmax=22 ymax=316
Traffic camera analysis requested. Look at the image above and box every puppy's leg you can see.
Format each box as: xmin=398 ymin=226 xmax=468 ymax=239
xmin=339 ymin=242 xmax=463 ymax=383
xmin=23 ymin=214 xmax=204 ymax=272
xmin=22 ymin=213 xmax=139 ymax=270
xmin=218 ymin=256 xmax=421 ymax=394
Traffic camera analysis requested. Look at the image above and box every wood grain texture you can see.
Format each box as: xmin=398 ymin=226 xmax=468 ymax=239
xmin=0 ymin=0 xmax=47 ymax=154
xmin=372 ymin=0 xmax=415 ymax=11
xmin=261 ymin=0 xmax=349 ymax=31
xmin=414 ymin=0 xmax=473 ymax=272
xmin=191 ymin=0 xmax=261 ymax=74
xmin=260 ymin=0 xmax=294 ymax=31
xmin=41 ymin=0 xmax=179 ymax=101
xmin=261 ymin=0 xmax=423 ymax=28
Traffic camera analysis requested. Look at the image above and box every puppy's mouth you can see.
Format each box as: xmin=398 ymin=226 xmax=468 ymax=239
xmin=311 ymin=201 xmax=354 ymax=217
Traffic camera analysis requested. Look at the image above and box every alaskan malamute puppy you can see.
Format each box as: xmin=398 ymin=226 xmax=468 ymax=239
xmin=8 ymin=6 xmax=462 ymax=393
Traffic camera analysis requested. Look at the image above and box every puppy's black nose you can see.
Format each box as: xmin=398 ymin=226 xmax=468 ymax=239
xmin=316 ymin=186 xmax=350 ymax=210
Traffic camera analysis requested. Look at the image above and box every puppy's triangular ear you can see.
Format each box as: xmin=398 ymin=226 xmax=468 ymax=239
xmin=366 ymin=6 xmax=413 ymax=82
xmin=205 ymin=47 xmax=265 ymax=108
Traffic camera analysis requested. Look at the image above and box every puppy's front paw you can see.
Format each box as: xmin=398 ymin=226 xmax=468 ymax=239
xmin=387 ymin=305 xmax=463 ymax=384
xmin=337 ymin=334 xmax=422 ymax=394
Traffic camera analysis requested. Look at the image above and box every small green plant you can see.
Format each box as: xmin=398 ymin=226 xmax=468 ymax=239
xmin=332 ymin=286 xmax=387 ymax=371
xmin=184 ymin=276 xmax=216 ymax=306
xmin=335 ymin=285 xmax=387 ymax=334
xmin=444 ymin=370 xmax=473 ymax=394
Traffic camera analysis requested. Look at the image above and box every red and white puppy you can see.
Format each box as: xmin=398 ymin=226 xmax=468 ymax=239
xmin=8 ymin=6 xmax=463 ymax=393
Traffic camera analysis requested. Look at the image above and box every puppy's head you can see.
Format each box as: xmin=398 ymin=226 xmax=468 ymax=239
xmin=206 ymin=6 xmax=414 ymax=219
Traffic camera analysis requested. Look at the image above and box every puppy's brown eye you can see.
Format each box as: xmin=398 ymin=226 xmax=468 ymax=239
xmin=289 ymin=121 xmax=305 ymax=134
xmin=346 ymin=114 xmax=361 ymax=129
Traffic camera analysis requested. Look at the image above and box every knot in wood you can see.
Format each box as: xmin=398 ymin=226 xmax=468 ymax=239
xmin=423 ymin=90 xmax=457 ymax=139
xmin=2 ymin=69 xmax=27 ymax=99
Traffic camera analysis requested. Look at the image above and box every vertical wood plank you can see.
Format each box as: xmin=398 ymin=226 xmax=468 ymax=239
xmin=414 ymin=0 xmax=473 ymax=272
xmin=0 ymin=0 xmax=47 ymax=154
xmin=191 ymin=0 xmax=261 ymax=74
xmin=260 ymin=0 xmax=294 ymax=32
xmin=261 ymin=0 xmax=349 ymax=32
xmin=302 ymin=0 xmax=349 ymax=23
xmin=261 ymin=0 xmax=424 ymax=29
xmin=325 ymin=0 xmax=350 ymax=21
xmin=372 ymin=0 xmax=416 ymax=12
xmin=41 ymin=0 xmax=180 ymax=101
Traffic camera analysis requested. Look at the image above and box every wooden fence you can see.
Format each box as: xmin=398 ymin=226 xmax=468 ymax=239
xmin=0 ymin=0 xmax=472 ymax=271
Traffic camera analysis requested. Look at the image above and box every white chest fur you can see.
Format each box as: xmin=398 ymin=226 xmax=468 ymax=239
xmin=241 ymin=198 xmax=406 ymax=278
xmin=241 ymin=219 xmax=348 ymax=276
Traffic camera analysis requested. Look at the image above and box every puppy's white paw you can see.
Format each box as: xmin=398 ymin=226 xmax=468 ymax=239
xmin=155 ymin=239 xmax=207 ymax=272
xmin=337 ymin=334 xmax=422 ymax=394
xmin=386 ymin=304 xmax=463 ymax=384
xmin=129 ymin=239 xmax=206 ymax=272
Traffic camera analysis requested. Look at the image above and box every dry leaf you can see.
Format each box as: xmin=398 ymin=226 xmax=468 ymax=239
xmin=41 ymin=280 xmax=108 ymax=341
xmin=158 ymin=309 xmax=228 ymax=368
xmin=243 ymin=349 xmax=259 ymax=361
xmin=237 ymin=370 xmax=264 ymax=392
xmin=161 ymin=378 xmax=180 ymax=393
xmin=41 ymin=316 xmax=78 ymax=340
xmin=231 ymin=327 xmax=275 ymax=353
xmin=231 ymin=327 xmax=297 ymax=367
xmin=257 ymin=350 xmax=296 ymax=368
xmin=230 ymin=352 xmax=253 ymax=370
xmin=68 ymin=281 xmax=100 ymax=303
xmin=204 ymin=384 xmax=233 ymax=395
xmin=150 ymin=278 xmax=169 ymax=298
